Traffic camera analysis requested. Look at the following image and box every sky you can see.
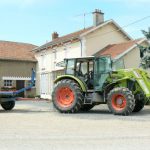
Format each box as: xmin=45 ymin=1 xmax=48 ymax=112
xmin=0 ymin=0 xmax=150 ymax=46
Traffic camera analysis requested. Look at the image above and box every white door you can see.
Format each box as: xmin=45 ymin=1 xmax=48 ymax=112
xmin=40 ymin=73 xmax=51 ymax=99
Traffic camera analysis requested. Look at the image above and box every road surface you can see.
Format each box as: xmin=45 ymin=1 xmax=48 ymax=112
xmin=0 ymin=101 xmax=150 ymax=150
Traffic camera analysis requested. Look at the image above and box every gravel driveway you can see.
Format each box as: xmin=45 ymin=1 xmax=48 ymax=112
xmin=0 ymin=100 xmax=150 ymax=150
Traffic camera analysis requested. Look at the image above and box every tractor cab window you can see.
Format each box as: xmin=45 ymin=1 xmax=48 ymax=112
xmin=94 ymin=57 xmax=112 ymax=90
xmin=76 ymin=59 xmax=94 ymax=89
xmin=98 ymin=57 xmax=112 ymax=73
xmin=76 ymin=61 xmax=88 ymax=77
xmin=66 ymin=59 xmax=75 ymax=75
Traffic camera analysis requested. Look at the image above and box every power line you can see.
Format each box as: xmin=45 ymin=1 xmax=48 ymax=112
xmin=85 ymin=15 xmax=150 ymax=40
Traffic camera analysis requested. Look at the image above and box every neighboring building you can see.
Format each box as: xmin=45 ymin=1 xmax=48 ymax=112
xmin=33 ymin=9 xmax=143 ymax=99
xmin=95 ymin=38 xmax=150 ymax=70
xmin=0 ymin=41 xmax=37 ymax=98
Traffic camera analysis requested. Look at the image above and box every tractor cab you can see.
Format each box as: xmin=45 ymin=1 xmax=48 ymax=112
xmin=64 ymin=56 xmax=112 ymax=91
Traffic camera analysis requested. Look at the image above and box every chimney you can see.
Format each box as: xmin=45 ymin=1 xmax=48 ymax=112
xmin=52 ymin=32 xmax=59 ymax=40
xmin=93 ymin=9 xmax=104 ymax=26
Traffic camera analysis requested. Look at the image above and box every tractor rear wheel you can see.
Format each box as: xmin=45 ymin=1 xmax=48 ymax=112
xmin=52 ymin=79 xmax=84 ymax=113
xmin=80 ymin=104 xmax=95 ymax=111
xmin=133 ymin=93 xmax=145 ymax=112
xmin=107 ymin=87 xmax=135 ymax=116
xmin=1 ymin=101 xmax=15 ymax=111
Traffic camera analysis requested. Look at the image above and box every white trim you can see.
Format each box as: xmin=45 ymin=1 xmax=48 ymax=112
xmin=114 ymin=38 xmax=147 ymax=61
xmin=80 ymin=20 xmax=132 ymax=40
xmin=2 ymin=76 xmax=36 ymax=81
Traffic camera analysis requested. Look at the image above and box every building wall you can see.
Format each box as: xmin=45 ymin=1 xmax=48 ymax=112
xmin=0 ymin=60 xmax=36 ymax=97
xmin=122 ymin=41 xmax=149 ymax=69
xmin=35 ymin=41 xmax=81 ymax=98
xmin=84 ymin=23 xmax=130 ymax=56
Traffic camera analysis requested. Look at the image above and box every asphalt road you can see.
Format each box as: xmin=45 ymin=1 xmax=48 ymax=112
xmin=0 ymin=100 xmax=150 ymax=150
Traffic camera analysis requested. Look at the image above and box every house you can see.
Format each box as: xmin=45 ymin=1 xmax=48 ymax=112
xmin=0 ymin=41 xmax=37 ymax=98
xmin=95 ymin=38 xmax=149 ymax=69
xmin=34 ymin=9 xmax=146 ymax=99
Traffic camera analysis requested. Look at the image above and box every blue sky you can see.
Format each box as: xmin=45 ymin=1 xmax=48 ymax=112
xmin=0 ymin=0 xmax=150 ymax=46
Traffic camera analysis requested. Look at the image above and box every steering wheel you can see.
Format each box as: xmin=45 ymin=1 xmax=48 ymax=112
xmin=77 ymin=70 xmax=83 ymax=76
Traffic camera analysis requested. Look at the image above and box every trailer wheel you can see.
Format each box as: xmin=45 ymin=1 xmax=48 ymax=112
xmin=107 ymin=87 xmax=135 ymax=116
xmin=133 ymin=93 xmax=145 ymax=112
xmin=80 ymin=104 xmax=95 ymax=111
xmin=52 ymin=79 xmax=84 ymax=113
xmin=1 ymin=101 xmax=15 ymax=111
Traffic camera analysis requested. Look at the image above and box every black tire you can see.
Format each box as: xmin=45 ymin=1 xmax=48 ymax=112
xmin=107 ymin=87 xmax=135 ymax=116
xmin=133 ymin=93 xmax=145 ymax=112
xmin=1 ymin=101 xmax=15 ymax=111
xmin=52 ymin=79 xmax=84 ymax=113
xmin=80 ymin=104 xmax=95 ymax=111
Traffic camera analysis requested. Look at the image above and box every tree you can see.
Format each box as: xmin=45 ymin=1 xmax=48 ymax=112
xmin=141 ymin=27 xmax=150 ymax=40
xmin=139 ymin=28 xmax=150 ymax=69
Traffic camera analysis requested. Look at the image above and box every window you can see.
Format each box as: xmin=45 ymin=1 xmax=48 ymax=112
xmin=76 ymin=61 xmax=88 ymax=76
xmin=4 ymin=80 xmax=13 ymax=87
xmin=52 ymin=49 xmax=57 ymax=60
xmin=66 ymin=59 xmax=75 ymax=75
xmin=94 ymin=57 xmax=112 ymax=90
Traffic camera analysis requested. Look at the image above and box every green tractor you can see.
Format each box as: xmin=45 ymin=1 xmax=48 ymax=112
xmin=52 ymin=56 xmax=150 ymax=116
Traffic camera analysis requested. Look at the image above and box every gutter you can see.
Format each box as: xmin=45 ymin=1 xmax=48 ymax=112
xmin=79 ymin=38 xmax=83 ymax=57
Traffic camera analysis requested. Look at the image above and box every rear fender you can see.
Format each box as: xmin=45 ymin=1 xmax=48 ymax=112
xmin=54 ymin=75 xmax=87 ymax=92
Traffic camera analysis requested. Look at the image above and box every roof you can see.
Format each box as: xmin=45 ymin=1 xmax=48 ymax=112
xmin=34 ymin=20 xmax=132 ymax=52
xmin=34 ymin=26 xmax=93 ymax=52
xmin=80 ymin=20 xmax=132 ymax=40
xmin=0 ymin=41 xmax=37 ymax=62
xmin=94 ymin=38 xmax=146 ymax=59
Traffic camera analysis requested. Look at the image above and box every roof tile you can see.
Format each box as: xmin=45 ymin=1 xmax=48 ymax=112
xmin=0 ymin=41 xmax=37 ymax=62
xmin=95 ymin=39 xmax=141 ymax=59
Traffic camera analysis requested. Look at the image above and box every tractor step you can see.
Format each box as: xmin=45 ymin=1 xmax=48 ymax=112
xmin=84 ymin=93 xmax=93 ymax=104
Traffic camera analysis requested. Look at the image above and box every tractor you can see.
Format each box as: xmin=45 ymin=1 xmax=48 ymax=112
xmin=52 ymin=56 xmax=150 ymax=116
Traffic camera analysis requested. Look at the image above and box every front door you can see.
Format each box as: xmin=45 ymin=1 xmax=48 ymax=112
xmin=16 ymin=80 xmax=25 ymax=97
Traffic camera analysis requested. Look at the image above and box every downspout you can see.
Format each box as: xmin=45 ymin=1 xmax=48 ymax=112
xmin=79 ymin=38 xmax=83 ymax=57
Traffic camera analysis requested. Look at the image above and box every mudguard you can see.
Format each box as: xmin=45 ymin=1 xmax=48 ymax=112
xmin=54 ymin=75 xmax=87 ymax=92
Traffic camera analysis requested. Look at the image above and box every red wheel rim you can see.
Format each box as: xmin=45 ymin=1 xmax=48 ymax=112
xmin=56 ymin=87 xmax=74 ymax=107
xmin=111 ymin=94 xmax=127 ymax=111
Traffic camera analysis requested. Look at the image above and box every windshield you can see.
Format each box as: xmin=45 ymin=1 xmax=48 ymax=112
xmin=94 ymin=56 xmax=112 ymax=90
xmin=96 ymin=56 xmax=112 ymax=73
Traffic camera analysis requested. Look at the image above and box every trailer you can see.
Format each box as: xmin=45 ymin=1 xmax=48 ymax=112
xmin=0 ymin=69 xmax=35 ymax=111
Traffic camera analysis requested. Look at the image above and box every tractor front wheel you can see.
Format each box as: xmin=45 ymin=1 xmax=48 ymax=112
xmin=52 ymin=79 xmax=84 ymax=113
xmin=107 ymin=87 xmax=135 ymax=116
xmin=1 ymin=101 xmax=15 ymax=111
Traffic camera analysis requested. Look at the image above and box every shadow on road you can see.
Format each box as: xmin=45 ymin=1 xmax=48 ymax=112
xmin=0 ymin=109 xmax=52 ymax=114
